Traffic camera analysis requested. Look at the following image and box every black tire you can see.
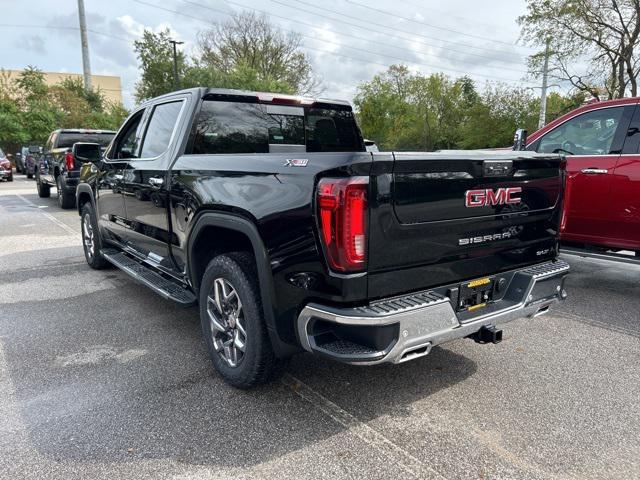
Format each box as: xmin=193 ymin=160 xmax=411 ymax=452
xmin=57 ymin=175 xmax=75 ymax=209
xmin=27 ymin=173 xmax=33 ymax=179
xmin=199 ymin=252 xmax=287 ymax=389
xmin=81 ymin=202 xmax=110 ymax=270
xmin=36 ymin=174 xmax=50 ymax=198
xmin=7 ymin=174 xmax=13 ymax=182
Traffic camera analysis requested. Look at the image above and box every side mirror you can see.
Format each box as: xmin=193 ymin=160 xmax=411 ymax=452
xmin=72 ymin=142 xmax=102 ymax=162
xmin=513 ymin=128 xmax=528 ymax=151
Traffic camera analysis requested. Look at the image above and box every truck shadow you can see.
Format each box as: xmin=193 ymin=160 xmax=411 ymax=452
xmin=1 ymin=263 xmax=476 ymax=469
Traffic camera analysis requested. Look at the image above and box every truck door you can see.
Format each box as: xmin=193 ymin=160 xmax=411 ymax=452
xmin=532 ymin=105 xmax=633 ymax=245
xmin=98 ymin=109 xmax=146 ymax=243
xmin=609 ymin=107 xmax=640 ymax=250
xmin=120 ymin=98 xmax=187 ymax=271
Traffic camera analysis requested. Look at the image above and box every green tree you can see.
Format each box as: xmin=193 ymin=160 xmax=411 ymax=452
xmin=0 ymin=66 xmax=128 ymax=154
xmin=354 ymin=66 xmax=475 ymax=151
xmin=458 ymin=84 xmax=539 ymax=149
xmin=196 ymin=12 xmax=320 ymax=95
xmin=354 ymin=65 xmax=585 ymax=151
xmin=133 ymin=28 xmax=188 ymax=102
xmin=519 ymin=0 xmax=640 ymax=99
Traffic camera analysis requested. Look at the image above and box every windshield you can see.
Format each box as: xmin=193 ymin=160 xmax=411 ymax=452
xmin=190 ymin=100 xmax=364 ymax=154
xmin=57 ymin=133 xmax=115 ymax=149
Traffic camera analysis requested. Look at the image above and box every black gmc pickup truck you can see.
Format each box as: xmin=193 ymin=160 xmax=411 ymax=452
xmin=76 ymin=88 xmax=569 ymax=388
xmin=37 ymin=128 xmax=116 ymax=208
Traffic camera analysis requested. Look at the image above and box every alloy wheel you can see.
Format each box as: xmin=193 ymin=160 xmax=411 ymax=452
xmin=206 ymin=278 xmax=247 ymax=368
xmin=56 ymin=177 xmax=62 ymax=203
xmin=82 ymin=213 xmax=95 ymax=259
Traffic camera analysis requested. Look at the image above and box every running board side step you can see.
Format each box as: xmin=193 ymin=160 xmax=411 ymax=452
xmin=102 ymin=249 xmax=196 ymax=306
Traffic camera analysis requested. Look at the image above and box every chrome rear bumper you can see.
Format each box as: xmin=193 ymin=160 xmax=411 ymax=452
xmin=297 ymin=260 xmax=570 ymax=365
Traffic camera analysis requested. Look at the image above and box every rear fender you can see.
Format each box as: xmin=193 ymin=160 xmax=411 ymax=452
xmin=187 ymin=212 xmax=296 ymax=357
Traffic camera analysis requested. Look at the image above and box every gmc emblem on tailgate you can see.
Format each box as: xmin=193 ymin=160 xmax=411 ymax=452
xmin=464 ymin=187 xmax=522 ymax=208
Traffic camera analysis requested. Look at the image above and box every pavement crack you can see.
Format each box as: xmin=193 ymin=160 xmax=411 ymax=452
xmin=282 ymin=373 xmax=449 ymax=480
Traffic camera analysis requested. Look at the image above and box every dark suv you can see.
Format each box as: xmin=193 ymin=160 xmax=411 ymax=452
xmin=37 ymin=129 xmax=115 ymax=208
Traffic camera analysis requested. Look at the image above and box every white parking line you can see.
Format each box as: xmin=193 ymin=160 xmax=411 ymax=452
xmin=14 ymin=194 xmax=77 ymax=236
xmin=282 ymin=374 xmax=448 ymax=480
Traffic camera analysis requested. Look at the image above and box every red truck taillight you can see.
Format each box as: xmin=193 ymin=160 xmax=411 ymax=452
xmin=65 ymin=152 xmax=75 ymax=171
xmin=317 ymin=177 xmax=368 ymax=272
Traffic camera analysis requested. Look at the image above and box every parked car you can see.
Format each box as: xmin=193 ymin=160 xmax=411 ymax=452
xmin=23 ymin=145 xmax=39 ymax=179
xmin=525 ymin=97 xmax=640 ymax=255
xmin=76 ymin=87 xmax=569 ymax=388
xmin=14 ymin=151 xmax=24 ymax=174
xmin=0 ymin=149 xmax=13 ymax=182
xmin=36 ymin=129 xmax=116 ymax=208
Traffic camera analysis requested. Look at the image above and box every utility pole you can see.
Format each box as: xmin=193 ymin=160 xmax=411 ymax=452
xmin=169 ymin=39 xmax=184 ymax=90
xmin=77 ymin=0 xmax=92 ymax=91
xmin=538 ymin=38 xmax=551 ymax=129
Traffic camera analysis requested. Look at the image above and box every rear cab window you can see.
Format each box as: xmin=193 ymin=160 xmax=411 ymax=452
xmin=189 ymin=98 xmax=364 ymax=154
xmin=56 ymin=132 xmax=115 ymax=149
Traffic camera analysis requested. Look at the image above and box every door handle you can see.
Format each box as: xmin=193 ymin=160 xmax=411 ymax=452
xmin=581 ymin=168 xmax=608 ymax=174
xmin=148 ymin=177 xmax=164 ymax=187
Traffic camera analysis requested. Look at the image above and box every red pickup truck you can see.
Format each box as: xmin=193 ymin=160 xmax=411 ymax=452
xmin=526 ymin=97 xmax=640 ymax=256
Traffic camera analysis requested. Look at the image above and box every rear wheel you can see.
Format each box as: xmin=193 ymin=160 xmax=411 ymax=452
xmin=27 ymin=172 xmax=33 ymax=179
xmin=36 ymin=174 xmax=50 ymax=198
xmin=81 ymin=202 xmax=110 ymax=269
xmin=56 ymin=175 xmax=75 ymax=209
xmin=199 ymin=252 xmax=287 ymax=388
xmin=7 ymin=174 xmax=13 ymax=182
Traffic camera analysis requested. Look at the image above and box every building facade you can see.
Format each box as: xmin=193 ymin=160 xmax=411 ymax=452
xmin=3 ymin=70 xmax=122 ymax=105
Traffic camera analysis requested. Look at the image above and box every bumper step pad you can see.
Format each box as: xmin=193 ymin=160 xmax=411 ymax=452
xmin=102 ymin=249 xmax=196 ymax=305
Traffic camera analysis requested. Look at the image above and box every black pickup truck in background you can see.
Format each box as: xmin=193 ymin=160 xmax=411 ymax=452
xmin=75 ymin=87 xmax=569 ymax=388
xmin=36 ymin=128 xmax=115 ymax=208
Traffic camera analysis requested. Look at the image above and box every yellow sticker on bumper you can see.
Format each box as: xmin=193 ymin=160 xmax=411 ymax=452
xmin=467 ymin=277 xmax=490 ymax=288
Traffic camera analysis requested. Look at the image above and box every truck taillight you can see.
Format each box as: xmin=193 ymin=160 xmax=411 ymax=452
xmin=317 ymin=177 xmax=368 ymax=272
xmin=65 ymin=152 xmax=75 ymax=171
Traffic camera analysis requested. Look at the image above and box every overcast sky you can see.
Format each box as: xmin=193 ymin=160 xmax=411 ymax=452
xmin=0 ymin=0 xmax=540 ymax=107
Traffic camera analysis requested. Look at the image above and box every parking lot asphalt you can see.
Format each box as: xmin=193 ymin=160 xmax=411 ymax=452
xmin=1 ymin=173 xmax=638 ymax=480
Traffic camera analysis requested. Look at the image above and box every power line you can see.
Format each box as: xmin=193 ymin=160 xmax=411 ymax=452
xmin=397 ymin=0 xmax=508 ymax=31
xmin=213 ymin=0 xmax=528 ymax=73
xmin=0 ymin=24 xmax=130 ymax=43
xmin=283 ymin=0 xmax=525 ymax=61
xmin=150 ymin=0 xmax=530 ymax=83
xmin=345 ymin=0 xmax=525 ymax=48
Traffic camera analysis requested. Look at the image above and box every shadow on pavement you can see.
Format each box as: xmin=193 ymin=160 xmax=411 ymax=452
xmin=1 ymin=264 xmax=476 ymax=468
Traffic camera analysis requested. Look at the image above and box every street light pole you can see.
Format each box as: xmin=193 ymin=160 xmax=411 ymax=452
xmin=77 ymin=0 xmax=92 ymax=91
xmin=169 ymin=39 xmax=184 ymax=90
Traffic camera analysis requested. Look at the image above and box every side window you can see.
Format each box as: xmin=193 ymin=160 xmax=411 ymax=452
xmin=111 ymin=111 xmax=145 ymax=160
xmin=537 ymin=107 xmax=624 ymax=155
xmin=139 ymin=101 xmax=183 ymax=158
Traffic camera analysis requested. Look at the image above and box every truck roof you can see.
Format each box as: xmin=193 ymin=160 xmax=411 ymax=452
xmin=53 ymin=129 xmax=117 ymax=134
xmin=143 ymin=87 xmax=352 ymax=108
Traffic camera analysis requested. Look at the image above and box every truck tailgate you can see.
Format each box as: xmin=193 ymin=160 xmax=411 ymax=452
xmin=367 ymin=151 xmax=564 ymax=299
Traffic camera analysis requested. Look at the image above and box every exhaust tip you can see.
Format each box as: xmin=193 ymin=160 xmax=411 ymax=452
xmin=398 ymin=342 xmax=432 ymax=363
